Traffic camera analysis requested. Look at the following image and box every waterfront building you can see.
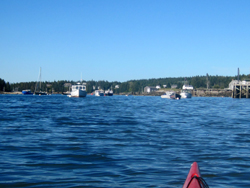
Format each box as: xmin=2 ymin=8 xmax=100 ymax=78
xmin=144 ymin=86 xmax=157 ymax=93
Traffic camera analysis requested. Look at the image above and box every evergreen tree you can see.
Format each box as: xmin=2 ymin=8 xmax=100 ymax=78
xmin=7 ymin=74 xmax=240 ymax=93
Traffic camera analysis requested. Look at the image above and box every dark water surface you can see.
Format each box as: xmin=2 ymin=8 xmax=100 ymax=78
xmin=0 ymin=95 xmax=250 ymax=187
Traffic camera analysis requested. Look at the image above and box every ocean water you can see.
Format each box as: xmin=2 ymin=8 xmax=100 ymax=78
xmin=0 ymin=95 xmax=250 ymax=187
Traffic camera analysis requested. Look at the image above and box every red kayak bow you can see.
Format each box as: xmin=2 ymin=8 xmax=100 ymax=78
xmin=182 ymin=162 xmax=209 ymax=188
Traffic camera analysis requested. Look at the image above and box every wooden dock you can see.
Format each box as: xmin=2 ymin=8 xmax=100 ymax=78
xmin=232 ymin=83 xmax=250 ymax=98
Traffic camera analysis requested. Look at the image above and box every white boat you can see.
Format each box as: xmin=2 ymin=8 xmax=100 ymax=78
xmin=180 ymin=89 xmax=192 ymax=98
xmin=161 ymin=91 xmax=181 ymax=99
xmin=70 ymin=83 xmax=87 ymax=97
xmin=95 ymin=90 xmax=104 ymax=96
xmin=104 ymin=89 xmax=113 ymax=96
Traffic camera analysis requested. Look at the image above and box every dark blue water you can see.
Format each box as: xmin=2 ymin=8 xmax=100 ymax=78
xmin=0 ymin=95 xmax=250 ymax=187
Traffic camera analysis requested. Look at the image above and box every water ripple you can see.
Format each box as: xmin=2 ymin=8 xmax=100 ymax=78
xmin=0 ymin=95 xmax=250 ymax=187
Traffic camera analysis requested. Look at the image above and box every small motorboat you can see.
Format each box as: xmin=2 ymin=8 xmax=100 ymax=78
xmin=95 ymin=90 xmax=104 ymax=96
xmin=161 ymin=91 xmax=181 ymax=99
xmin=104 ymin=89 xmax=113 ymax=96
xmin=22 ymin=90 xmax=33 ymax=95
xmin=180 ymin=89 xmax=192 ymax=98
xmin=34 ymin=91 xmax=48 ymax=95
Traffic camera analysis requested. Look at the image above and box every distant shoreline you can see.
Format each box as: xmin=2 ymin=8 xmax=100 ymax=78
xmin=1 ymin=89 xmax=232 ymax=97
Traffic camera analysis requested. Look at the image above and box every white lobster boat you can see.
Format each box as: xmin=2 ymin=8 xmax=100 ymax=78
xmin=70 ymin=83 xmax=87 ymax=97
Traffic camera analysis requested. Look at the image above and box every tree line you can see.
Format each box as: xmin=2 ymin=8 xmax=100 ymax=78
xmin=1 ymin=74 xmax=250 ymax=94
xmin=0 ymin=78 xmax=11 ymax=92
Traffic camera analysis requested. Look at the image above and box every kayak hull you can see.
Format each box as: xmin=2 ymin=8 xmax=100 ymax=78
xmin=182 ymin=162 xmax=202 ymax=188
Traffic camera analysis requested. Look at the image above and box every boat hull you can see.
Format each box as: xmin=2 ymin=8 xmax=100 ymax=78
xmin=99 ymin=93 xmax=104 ymax=96
xmin=161 ymin=92 xmax=181 ymax=99
xmin=105 ymin=92 xmax=113 ymax=96
xmin=22 ymin=90 xmax=33 ymax=95
xmin=180 ymin=92 xmax=192 ymax=98
xmin=71 ymin=89 xmax=87 ymax=97
xmin=34 ymin=91 xmax=47 ymax=95
xmin=161 ymin=94 xmax=174 ymax=99
xmin=95 ymin=90 xmax=104 ymax=96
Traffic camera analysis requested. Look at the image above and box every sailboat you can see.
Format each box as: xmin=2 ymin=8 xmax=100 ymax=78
xmin=34 ymin=67 xmax=48 ymax=95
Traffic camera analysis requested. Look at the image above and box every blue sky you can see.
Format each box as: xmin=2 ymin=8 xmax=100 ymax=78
xmin=1 ymin=0 xmax=250 ymax=83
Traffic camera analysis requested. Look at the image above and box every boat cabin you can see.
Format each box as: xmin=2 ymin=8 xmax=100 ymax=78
xmin=182 ymin=85 xmax=194 ymax=90
xmin=72 ymin=85 xmax=86 ymax=90
xmin=72 ymin=83 xmax=86 ymax=91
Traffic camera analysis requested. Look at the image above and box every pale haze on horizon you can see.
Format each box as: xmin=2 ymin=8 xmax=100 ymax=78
xmin=1 ymin=0 xmax=250 ymax=83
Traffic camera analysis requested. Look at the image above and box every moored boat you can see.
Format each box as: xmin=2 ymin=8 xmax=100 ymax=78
xmin=95 ymin=90 xmax=104 ymax=96
xmin=34 ymin=67 xmax=48 ymax=95
xmin=63 ymin=91 xmax=71 ymax=95
xmin=34 ymin=91 xmax=48 ymax=95
xmin=104 ymin=89 xmax=113 ymax=96
xmin=161 ymin=91 xmax=181 ymax=99
xmin=22 ymin=90 xmax=33 ymax=95
xmin=182 ymin=162 xmax=209 ymax=188
xmin=180 ymin=89 xmax=192 ymax=98
xmin=70 ymin=83 xmax=87 ymax=97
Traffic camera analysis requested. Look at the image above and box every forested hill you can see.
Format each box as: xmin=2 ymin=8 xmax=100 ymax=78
xmin=0 ymin=78 xmax=11 ymax=92
xmin=1 ymin=74 xmax=250 ymax=94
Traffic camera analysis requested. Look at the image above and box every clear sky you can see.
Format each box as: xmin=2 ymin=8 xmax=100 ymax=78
xmin=1 ymin=0 xmax=250 ymax=83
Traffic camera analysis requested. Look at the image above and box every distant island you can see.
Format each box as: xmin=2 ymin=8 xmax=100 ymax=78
xmin=1 ymin=74 xmax=250 ymax=95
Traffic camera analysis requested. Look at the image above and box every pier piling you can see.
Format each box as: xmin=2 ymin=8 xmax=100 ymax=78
xmin=232 ymin=83 xmax=250 ymax=98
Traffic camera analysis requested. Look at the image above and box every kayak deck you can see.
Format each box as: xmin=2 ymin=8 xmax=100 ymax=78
xmin=182 ymin=162 xmax=209 ymax=188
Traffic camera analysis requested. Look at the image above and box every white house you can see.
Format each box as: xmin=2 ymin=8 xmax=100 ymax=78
xmin=144 ymin=86 xmax=157 ymax=93
xmin=156 ymin=85 xmax=161 ymax=89
xmin=115 ymin=85 xmax=119 ymax=89
xmin=163 ymin=85 xmax=167 ymax=88
xmin=182 ymin=85 xmax=194 ymax=90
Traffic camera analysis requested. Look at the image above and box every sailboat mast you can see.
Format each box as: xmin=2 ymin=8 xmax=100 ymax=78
xmin=40 ymin=67 xmax=42 ymax=90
